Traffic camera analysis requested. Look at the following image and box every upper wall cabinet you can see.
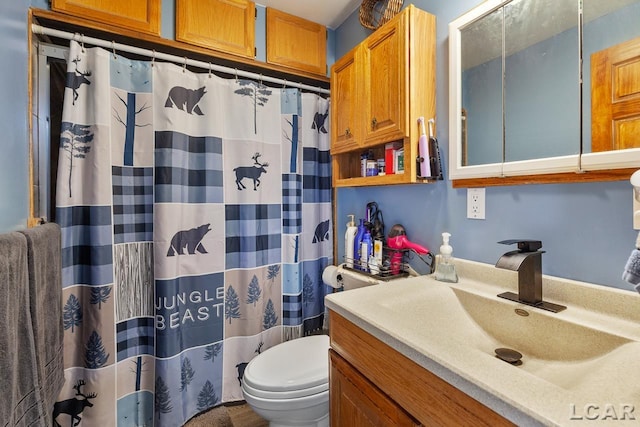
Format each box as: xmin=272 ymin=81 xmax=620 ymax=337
xmin=330 ymin=5 xmax=436 ymax=187
xmin=176 ymin=0 xmax=256 ymax=59
xmin=449 ymin=0 xmax=640 ymax=185
xmin=52 ymin=0 xmax=160 ymax=34
xmin=266 ymin=8 xmax=327 ymax=76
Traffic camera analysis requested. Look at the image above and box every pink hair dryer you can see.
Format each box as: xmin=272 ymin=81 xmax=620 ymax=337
xmin=386 ymin=224 xmax=430 ymax=275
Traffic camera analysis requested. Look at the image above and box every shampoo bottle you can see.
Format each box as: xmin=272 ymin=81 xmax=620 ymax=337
xmin=353 ymin=219 xmax=366 ymax=270
xmin=434 ymin=232 xmax=459 ymax=283
xmin=345 ymin=215 xmax=357 ymax=268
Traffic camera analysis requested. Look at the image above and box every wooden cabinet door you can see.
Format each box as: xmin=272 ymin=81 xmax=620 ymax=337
xmin=360 ymin=15 xmax=407 ymax=146
xmin=266 ymin=8 xmax=327 ymax=76
xmin=176 ymin=0 xmax=255 ymax=58
xmin=51 ymin=0 xmax=160 ymax=34
xmin=330 ymin=350 xmax=419 ymax=427
xmin=331 ymin=48 xmax=361 ymax=154
xmin=592 ymin=35 xmax=640 ymax=152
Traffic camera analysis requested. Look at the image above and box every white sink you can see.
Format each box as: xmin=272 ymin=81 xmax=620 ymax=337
xmin=377 ymin=282 xmax=639 ymax=394
xmin=325 ymin=259 xmax=640 ymax=426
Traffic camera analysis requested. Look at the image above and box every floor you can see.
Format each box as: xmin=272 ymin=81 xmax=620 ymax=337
xmin=185 ymin=402 xmax=268 ymax=427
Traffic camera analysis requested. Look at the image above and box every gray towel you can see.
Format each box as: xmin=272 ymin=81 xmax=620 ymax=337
xmin=622 ymin=248 xmax=640 ymax=292
xmin=20 ymin=224 xmax=65 ymax=426
xmin=0 ymin=231 xmax=45 ymax=427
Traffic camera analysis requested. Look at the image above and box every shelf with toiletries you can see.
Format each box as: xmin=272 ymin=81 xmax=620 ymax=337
xmin=330 ymin=5 xmax=437 ymax=187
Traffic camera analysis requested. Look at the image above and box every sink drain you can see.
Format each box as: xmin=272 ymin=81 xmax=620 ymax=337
xmin=495 ymin=348 xmax=523 ymax=366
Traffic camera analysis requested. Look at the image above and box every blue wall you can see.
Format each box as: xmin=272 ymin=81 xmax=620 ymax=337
xmin=0 ymin=0 xmax=31 ymax=232
xmin=335 ymin=0 xmax=638 ymax=291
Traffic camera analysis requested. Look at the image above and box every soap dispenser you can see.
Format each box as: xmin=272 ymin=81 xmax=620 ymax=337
xmin=434 ymin=232 xmax=458 ymax=283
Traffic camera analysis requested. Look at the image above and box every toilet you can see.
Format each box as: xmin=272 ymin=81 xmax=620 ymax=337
xmin=241 ymin=265 xmax=384 ymax=426
xmin=241 ymin=334 xmax=331 ymax=427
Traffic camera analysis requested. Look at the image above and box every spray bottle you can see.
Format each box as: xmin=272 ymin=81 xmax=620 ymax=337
xmin=345 ymin=215 xmax=357 ymax=268
xmin=434 ymin=232 xmax=459 ymax=283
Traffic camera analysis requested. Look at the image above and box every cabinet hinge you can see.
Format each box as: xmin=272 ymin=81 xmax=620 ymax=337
xmin=254 ymin=47 xmax=257 ymax=57
xmin=255 ymin=9 xmax=257 ymax=18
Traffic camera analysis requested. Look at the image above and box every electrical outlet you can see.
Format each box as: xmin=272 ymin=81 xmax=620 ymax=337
xmin=467 ymin=188 xmax=486 ymax=219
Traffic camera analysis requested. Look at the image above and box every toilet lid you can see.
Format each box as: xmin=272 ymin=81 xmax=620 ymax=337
xmin=242 ymin=335 xmax=329 ymax=397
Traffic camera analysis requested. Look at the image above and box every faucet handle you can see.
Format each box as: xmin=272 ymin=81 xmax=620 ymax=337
xmin=498 ymin=239 xmax=542 ymax=252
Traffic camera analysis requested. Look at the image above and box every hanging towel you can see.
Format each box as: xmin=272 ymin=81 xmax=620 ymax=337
xmin=0 ymin=231 xmax=45 ymax=427
xmin=623 ymin=248 xmax=640 ymax=291
xmin=19 ymin=223 xmax=65 ymax=424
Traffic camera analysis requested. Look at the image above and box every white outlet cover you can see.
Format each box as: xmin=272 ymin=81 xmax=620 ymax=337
xmin=467 ymin=188 xmax=486 ymax=220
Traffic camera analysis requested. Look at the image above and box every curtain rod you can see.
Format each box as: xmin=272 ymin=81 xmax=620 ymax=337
xmin=31 ymin=24 xmax=331 ymax=95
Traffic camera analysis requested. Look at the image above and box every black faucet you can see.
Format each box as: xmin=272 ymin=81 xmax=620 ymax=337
xmin=495 ymin=240 xmax=566 ymax=313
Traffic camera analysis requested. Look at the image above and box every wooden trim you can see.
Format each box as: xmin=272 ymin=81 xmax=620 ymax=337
xmin=31 ymin=8 xmax=330 ymax=84
xmin=452 ymin=168 xmax=637 ymax=188
xmin=28 ymin=8 xmax=36 ymax=228
xmin=330 ymin=311 xmax=515 ymax=426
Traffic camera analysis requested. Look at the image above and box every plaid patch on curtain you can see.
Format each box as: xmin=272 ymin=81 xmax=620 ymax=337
xmin=225 ymin=204 xmax=282 ymax=269
xmin=57 ymin=205 xmax=113 ymax=287
xmin=155 ymin=131 xmax=223 ymax=203
xmin=282 ymin=174 xmax=302 ymax=234
xmin=112 ymin=166 xmax=153 ymax=244
xmin=116 ymin=317 xmax=155 ymax=361
xmin=282 ymin=293 xmax=303 ymax=326
xmin=302 ymin=147 xmax=331 ymax=203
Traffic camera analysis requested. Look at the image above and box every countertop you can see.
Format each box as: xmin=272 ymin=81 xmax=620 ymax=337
xmin=324 ymin=259 xmax=640 ymax=426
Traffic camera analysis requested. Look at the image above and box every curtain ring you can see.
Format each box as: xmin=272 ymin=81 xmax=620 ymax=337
xmin=111 ymin=41 xmax=117 ymax=59
xmin=259 ymin=73 xmax=263 ymax=86
xmin=234 ymin=68 xmax=238 ymax=83
xmin=282 ymin=79 xmax=287 ymax=89
xmin=151 ymin=49 xmax=156 ymax=67
xmin=80 ymin=34 xmax=85 ymax=53
xmin=208 ymin=62 xmax=212 ymax=78
xmin=183 ymin=56 xmax=187 ymax=73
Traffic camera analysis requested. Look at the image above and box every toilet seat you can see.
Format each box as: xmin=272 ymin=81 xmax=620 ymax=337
xmin=242 ymin=335 xmax=330 ymax=400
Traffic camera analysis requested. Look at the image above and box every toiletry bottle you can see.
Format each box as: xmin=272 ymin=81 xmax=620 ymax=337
xmin=361 ymin=229 xmax=373 ymax=272
xmin=345 ymin=215 xmax=357 ymax=268
xmin=353 ymin=219 xmax=366 ymax=270
xmin=434 ymin=232 xmax=459 ymax=283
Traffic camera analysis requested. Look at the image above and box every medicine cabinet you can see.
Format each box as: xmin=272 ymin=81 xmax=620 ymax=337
xmin=449 ymin=0 xmax=640 ymax=186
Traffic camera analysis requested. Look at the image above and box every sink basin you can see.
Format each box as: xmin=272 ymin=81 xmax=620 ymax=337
xmin=325 ymin=260 xmax=640 ymax=426
xmin=375 ymin=281 xmax=639 ymax=394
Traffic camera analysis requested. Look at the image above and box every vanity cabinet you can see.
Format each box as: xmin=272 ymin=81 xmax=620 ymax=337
xmin=176 ymin=0 xmax=256 ymax=59
xmin=330 ymin=5 xmax=436 ymax=187
xmin=329 ymin=310 xmax=515 ymax=426
xmin=330 ymin=350 xmax=419 ymax=426
xmin=51 ymin=0 xmax=160 ymax=34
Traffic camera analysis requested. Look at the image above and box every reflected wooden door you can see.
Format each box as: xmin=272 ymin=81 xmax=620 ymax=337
xmin=592 ymin=35 xmax=640 ymax=151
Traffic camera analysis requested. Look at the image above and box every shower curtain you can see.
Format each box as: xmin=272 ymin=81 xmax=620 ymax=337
xmin=55 ymin=40 xmax=332 ymax=427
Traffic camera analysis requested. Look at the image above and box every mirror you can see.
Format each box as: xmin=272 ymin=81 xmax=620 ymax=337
xmin=503 ymin=0 xmax=579 ymax=163
xmin=582 ymin=0 xmax=640 ymax=155
xmin=460 ymin=7 xmax=503 ymax=167
xmin=449 ymin=0 xmax=640 ymax=181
